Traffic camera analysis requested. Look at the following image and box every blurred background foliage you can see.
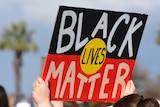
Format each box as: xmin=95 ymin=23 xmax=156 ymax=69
xmin=0 ymin=21 xmax=37 ymax=101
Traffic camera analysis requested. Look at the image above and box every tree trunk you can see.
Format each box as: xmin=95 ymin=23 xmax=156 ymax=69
xmin=13 ymin=51 xmax=22 ymax=99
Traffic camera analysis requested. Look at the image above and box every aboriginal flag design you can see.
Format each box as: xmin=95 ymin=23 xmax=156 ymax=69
xmin=42 ymin=6 xmax=148 ymax=102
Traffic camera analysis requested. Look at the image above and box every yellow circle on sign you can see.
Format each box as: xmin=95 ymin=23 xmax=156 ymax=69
xmin=80 ymin=38 xmax=107 ymax=75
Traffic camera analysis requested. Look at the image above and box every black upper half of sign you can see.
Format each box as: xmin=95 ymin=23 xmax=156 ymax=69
xmin=48 ymin=6 xmax=148 ymax=59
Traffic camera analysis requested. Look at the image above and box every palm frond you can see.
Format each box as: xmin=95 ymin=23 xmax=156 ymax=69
xmin=0 ymin=21 xmax=37 ymax=52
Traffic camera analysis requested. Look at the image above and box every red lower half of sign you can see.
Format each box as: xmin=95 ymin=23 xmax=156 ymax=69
xmin=42 ymin=54 xmax=135 ymax=103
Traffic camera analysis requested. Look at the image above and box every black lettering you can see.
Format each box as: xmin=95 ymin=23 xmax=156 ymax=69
xmin=99 ymin=48 xmax=106 ymax=64
xmin=81 ymin=48 xmax=87 ymax=64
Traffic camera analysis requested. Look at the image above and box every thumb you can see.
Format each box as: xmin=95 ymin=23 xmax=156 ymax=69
xmin=44 ymin=78 xmax=49 ymax=87
xmin=123 ymin=80 xmax=136 ymax=97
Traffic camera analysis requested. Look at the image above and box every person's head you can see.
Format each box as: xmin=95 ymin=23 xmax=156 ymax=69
xmin=137 ymin=97 xmax=160 ymax=107
xmin=16 ymin=99 xmax=31 ymax=107
xmin=0 ymin=85 xmax=9 ymax=107
xmin=113 ymin=94 xmax=143 ymax=107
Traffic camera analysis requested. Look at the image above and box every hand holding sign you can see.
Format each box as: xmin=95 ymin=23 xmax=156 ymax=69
xmin=32 ymin=77 xmax=51 ymax=107
xmin=121 ymin=80 xmax=136 ymax=98
xmin=32 ymin=77 xmax=64 ymax=107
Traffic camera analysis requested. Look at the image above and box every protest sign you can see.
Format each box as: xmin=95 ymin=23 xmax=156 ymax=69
xmin=42 ymin=6 xmax=148 ymax=102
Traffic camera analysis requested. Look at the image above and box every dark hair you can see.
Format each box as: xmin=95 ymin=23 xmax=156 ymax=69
xmin=113 ymin=94 xmax=143 ymax=107
xmin=0 ymin=85 xmax=9 ymax=107
xmin=137 ymin=97 xmax=160 ymax=107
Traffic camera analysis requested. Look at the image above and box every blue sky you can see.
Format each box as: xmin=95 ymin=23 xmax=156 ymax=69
xmin=0 ymin=0 xmax=160 ymax=97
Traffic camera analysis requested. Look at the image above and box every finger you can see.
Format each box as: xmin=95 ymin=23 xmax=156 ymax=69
xmin=32 ymin=91 xmax=36 ymax=98
xmin=129 ymin=80 xmax=136 ymax=93
xmin=37 ymin=77 xmax=45 ymax=85
xmin=33 ymin=81 xmax=41 ymax=92
xmin=33 ymin=81 xmax=38 ymax=88
xmin=121 ymin=80 xmax=132 ymax=98
xmin=125 ymin=80 xmax=131 ymax=92
xmin=44 ymin=78 xmax=49 ymax=87
xmin=124 ymin=80 xmax=136 ymax=94
xmin=127 ymin=80 xmax=132 ymax=90
xmin=33 ymin=77 xmax=40 ymax=86
xmin=32 ymin=91 xmax=39 ymax=104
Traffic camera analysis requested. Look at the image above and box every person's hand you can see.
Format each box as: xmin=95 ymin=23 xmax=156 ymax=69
xmin=121 ymin=80 xmax=136 ymax=98
xmin=32 ymin=77 xmax=51 ymax=107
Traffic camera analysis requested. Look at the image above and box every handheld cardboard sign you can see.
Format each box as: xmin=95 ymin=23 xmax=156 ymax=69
xmin=42 ymin=6 xmax=148 ymax=102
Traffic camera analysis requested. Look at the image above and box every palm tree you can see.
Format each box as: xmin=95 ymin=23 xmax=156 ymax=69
xmin=0 ymin=21 xmax=37 ymax=99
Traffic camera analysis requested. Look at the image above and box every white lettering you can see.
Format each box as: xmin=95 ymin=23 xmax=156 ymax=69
xmin=60 ymin=61 xmax=76 ymax=98
xmin=107 ymin=14 xmax=130 ymax=53
xmin=88 ymin=73 xmax=101 ymax=99
xmin=77 ymin=73 xmax=88 ymax=98
xmin=57 ymin=10 xmax=77 ymax=53
xmin=99 ymin=64 xmax=114 ymax=98
xmin=48 ymin=61 xmax=65 ymax=98
xmin=118 ymin=18 xmax=143 ymax=57
xmin=75 ymin=12 xmax=89 ymax=51
xmin=112 ymin=62 xmax=130 ymax=98
xmin=91 ymin=13 xmax=108 ymax=39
